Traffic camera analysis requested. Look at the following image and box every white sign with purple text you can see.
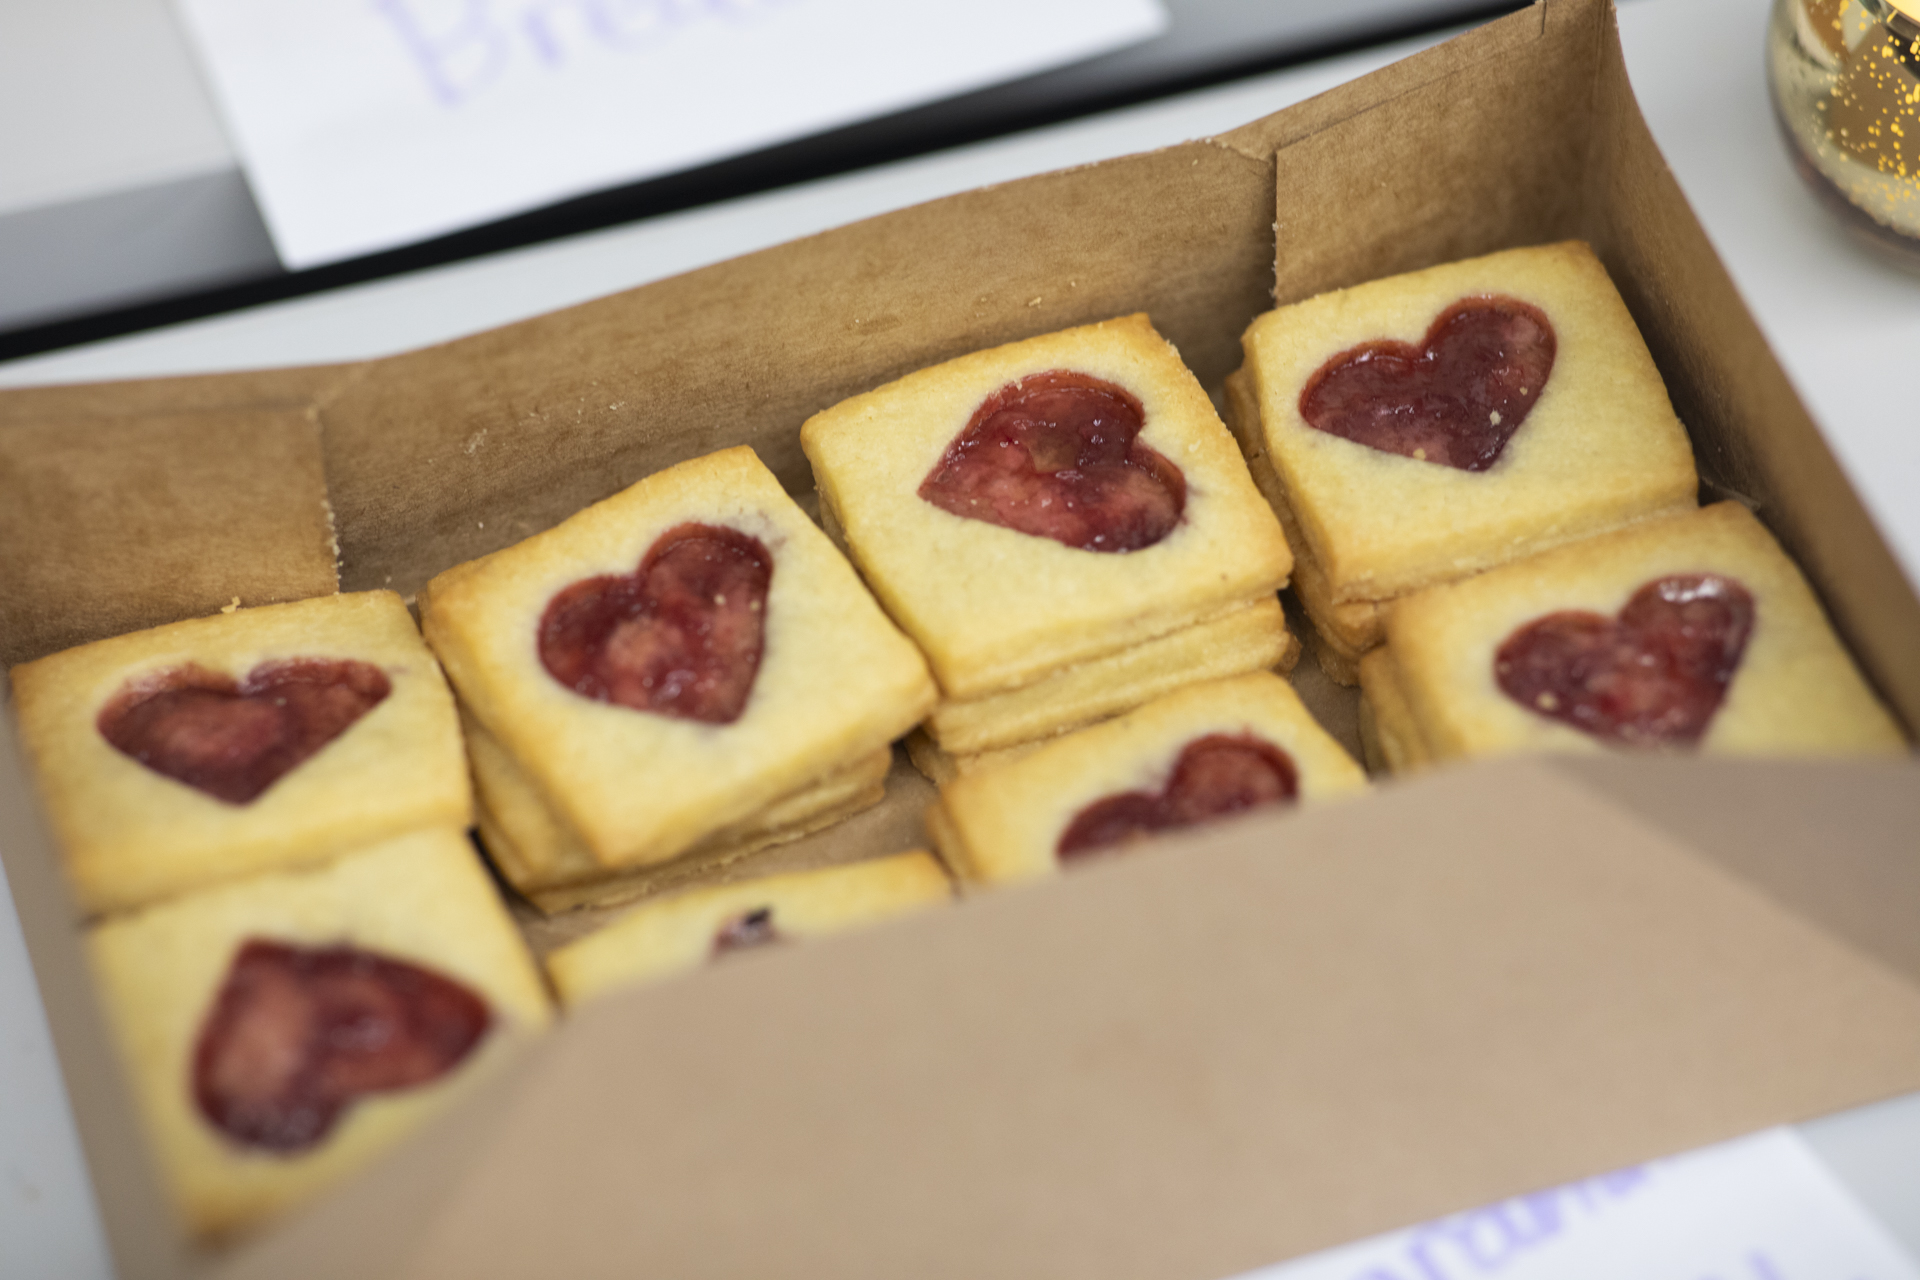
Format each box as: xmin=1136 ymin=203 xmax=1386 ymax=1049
xmin=175 ymin=0 xmax=1168 ymax=269
xmin=1235 ymin=1130 xmax=1920 ymax=1280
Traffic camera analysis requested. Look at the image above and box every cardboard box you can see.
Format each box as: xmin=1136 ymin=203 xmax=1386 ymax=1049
xmin=3 ymin=0 xmax=1917 ymax=1275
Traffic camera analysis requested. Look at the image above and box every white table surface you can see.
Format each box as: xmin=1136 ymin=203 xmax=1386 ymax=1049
xmin=4 ymin=0 xmax=1917 ymax=1274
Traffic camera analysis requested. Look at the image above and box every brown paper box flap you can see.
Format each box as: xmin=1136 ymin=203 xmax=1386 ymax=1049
xmin=0 ymin=715 xmax=188 ymax=1276
xmin=205 ymin=756 xmax=1920 ymax=1280
xmin=0 ymin=406 xmax=339 ymax=667
xmin=0 ymin=364 xmax=361 ymax=427
xmin=1546 ymin=754 xmax=1920 ymax=992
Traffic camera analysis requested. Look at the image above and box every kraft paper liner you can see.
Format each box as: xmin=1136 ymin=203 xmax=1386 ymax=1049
xmin=0 ymin=364 xmax=362 ymax=427
xmin=0 ymin=407 xmax=338 ymax=667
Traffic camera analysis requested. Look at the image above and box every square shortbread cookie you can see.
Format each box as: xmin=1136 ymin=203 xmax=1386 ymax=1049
xmin=1238 ymin=241 xmax=1698 ymax=615
xmin=544 ymin=850 xmax=952 ymax=1006
xmin=10 ymin=591 xmax=470 ymax=916
xmin=421 ymin=447 xmax=936 ymax=875
xmin=86 ymin=827 xmax=551 ymax=1241
xmin=930 ymin=672 xmax=1367 ymax=888
xmin=801 ymin=314 xmax=1292 ymax=700
xmin=1363 ymin=502 xmax=1907 ymax=765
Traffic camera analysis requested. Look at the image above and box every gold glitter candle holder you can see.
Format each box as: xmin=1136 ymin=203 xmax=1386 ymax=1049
xmin=1769 ymin=0 xmax=1920 ymax=267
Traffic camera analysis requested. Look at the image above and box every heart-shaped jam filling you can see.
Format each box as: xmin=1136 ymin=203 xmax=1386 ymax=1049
xmin=97 ymin=659 xmax=392 ymax=805
xmin=711 ymin=906 xmax=783 ymax=958
xmin=1057 ymin=733 xmax=1299 ymax=860
xmin=1299 ymin=295 xmax=1556 ymax=471
xmin=192 ymin=939 xmax=491 ymax=1153
xmin=1494 ymin=574 xmax=1755 ymax=747
xmin=539 ymin=523 xmax=772 ymax=725
xmin=919 ymin=370 xmax=1186 ymax=553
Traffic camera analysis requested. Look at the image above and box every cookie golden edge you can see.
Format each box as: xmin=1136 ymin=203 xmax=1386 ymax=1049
xmin=10 ymin=589 xmax=472 ymax=917
xmin=476 ymin=741 xmax=895 ymax=915
xmin=923 ymin=596 xmax=1298 ymax=756
xmin=930 ymin=671 xmax=1368 ymax=889
xmin=801 ymin=313 xmax=1292 ymax=700
xmin=84 ymin=827 xmax=550 ymax=1241
xmin=420 ymin=446 xmax=936 ymax=873
xmin=544 ymin=850 xmax=954 ymax=1006
xmin=1380 ymin=502 xmax=1908 ymax=762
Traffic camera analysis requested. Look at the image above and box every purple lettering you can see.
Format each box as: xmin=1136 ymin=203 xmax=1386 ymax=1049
xmin=1404 ymin=1230 xmax=1457 ymax=1280
xmin=1596 ymin=1165 xmax=1651 ymax=1197
xmin=707 ymin=0 xmax=802 ymax=19
xmin=373 ymin=0 xmax=510 ymax=106
xmin=517 ymin=0 xmax=596 ymax=64
xmin=1446 ymin=1201 xmax=1562 ymax=1269
xmin=1513 ymin=1190 xmax=1566 ymax=1240
xmin=590 ymin=0 xmax=684 ymax=48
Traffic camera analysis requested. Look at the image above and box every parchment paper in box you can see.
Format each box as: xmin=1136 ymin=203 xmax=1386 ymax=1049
xmin=2 ymin=0 xmax=1919 ymax=1276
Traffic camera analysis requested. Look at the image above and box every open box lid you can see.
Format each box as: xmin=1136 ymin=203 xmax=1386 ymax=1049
xmin=206 ymin=754 xmax=1920 ymax=1280
xmin=2 ymin=0 xmax=1917 ymax=1277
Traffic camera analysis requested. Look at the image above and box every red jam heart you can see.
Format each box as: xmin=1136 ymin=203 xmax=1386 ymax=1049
xmin=1494 ymin=574 xmax=1755 ymax=747
xmin=539 ymin=523 xmax=771 ymax=725
xmin=1057 ymin=733 xmax=1299 ymax=860
xmin=1299 ymin=295 xmax=1556 ymax=471
xmin=97 ymin=659 xmax=392 ymax=806
xmin=192 ymin=939 xmax=491 ymax=1153
xmin=919 ymin=370 xmax=1186 ymax=553
xmin=711 ymin=906 xmax=783 ymax=958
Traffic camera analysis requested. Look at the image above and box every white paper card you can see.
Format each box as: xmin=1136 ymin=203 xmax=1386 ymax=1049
xmin=175 ymin=0 xmax=1167 ymax=269
xmin=1231 ymin=1130 xmax=1920 ymax=1280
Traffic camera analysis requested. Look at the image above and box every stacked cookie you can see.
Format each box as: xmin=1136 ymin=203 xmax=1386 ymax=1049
xmin=9 ymin=593 xmax=550 ymax=1240
xmin=420 ymin=446 xmax=938 ymax=913
xmin=1226 ymin=241 xmax=1902 ymax=770
xmin=802 ymin=314 xmax=1299 ymax=784
xmin=10 ymin=591 xmax=472 ymax=915
xmin=1358 ymin=502 xmax=1907 ymax=768
xmin=1227 ymin=242 xmax=1699 ymax=684
xmin=544 ymin=851 xmax=953 ymax=1007
xmin=929 ymin=672 xmax=1368 ymax=888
